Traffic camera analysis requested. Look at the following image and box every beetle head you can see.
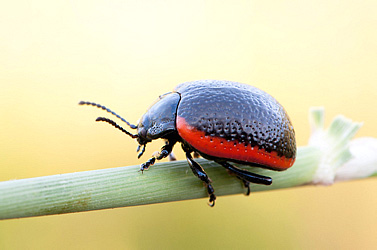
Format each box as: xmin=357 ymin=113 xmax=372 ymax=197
xmin=136 ymin=92 xmax=180 ymax=145
xmin=79 ymin=92 xmax=180 ymax=159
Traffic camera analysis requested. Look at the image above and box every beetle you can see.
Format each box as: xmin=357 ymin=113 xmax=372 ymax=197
xmin=80 ymin=80 xmax=296 ymax=206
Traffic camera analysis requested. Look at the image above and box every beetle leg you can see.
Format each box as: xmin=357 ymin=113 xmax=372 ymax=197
xmin=216 ymin=161 xmax=272 ymax=194
xmin=163 ymin=140 xmax=176 ymax=161
xmin=139 ymin=139 xmax=176 ymax=172
xmin=185 ymin=152 xmax=216 ymax=207
xmin=225 ymin=169 xmax=251 ymax=195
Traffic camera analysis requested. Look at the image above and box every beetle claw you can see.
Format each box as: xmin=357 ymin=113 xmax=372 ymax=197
xmin=208 ymin=194 xmax=216 ymax=207
xmin=138 ymin=167 xmax=144 ymax=173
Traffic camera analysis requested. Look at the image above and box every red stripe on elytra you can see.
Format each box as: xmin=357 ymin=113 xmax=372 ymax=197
xmin=176 ymin=116 xmax=295 ymax=170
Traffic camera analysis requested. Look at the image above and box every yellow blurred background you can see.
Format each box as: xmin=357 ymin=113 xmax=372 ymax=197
xmin=1 ymin=0 xmax=377 ymax=249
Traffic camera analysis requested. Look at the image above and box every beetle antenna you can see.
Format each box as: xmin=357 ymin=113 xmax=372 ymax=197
xmin=95 ymin=117 xmax=138 ymax=139
xmin=79 ymin=101 xmax=137 ymax=129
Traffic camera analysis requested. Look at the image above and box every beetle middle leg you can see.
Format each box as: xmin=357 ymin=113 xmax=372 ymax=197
xmin=140 ymin=139 xmax=176 ymax=172
xmin=183 ymin=148 xmax=216 ymax=206
xmin=216 ymin=161 xmax=272 ymax=195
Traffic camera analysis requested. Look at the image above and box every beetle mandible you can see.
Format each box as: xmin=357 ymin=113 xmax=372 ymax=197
xmin=80 ymin=80 xmax=296 ymax=206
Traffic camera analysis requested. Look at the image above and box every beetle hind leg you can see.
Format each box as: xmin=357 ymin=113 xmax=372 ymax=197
xmin=216 ymin=161 xmax=272 ymax=195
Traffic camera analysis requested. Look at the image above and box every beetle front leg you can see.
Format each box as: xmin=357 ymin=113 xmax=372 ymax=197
xmin=185 ymin=152 xmax=216 ymax=207
xmin=139 ymin=140 xmax=176 ymax=172
xmin=165 ymin=139 xmax=177 ymax=161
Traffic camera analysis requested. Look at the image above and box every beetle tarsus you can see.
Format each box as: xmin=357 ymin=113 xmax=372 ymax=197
xmin=208 ymin=196 xmax=216 ymax=207
xmin=207 ymin=184 xmax=216 ymax=207
xmin=139 ymin=157 xmax=155 ymax=171
xmin=139 ymin=139 xmax=176 ymax=171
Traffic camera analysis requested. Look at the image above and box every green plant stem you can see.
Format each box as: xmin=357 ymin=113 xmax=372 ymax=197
xmin=2 ymin=108 xmax=374 ymax=220
xmin=0 ymin=146 xmax=319 ymax=220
